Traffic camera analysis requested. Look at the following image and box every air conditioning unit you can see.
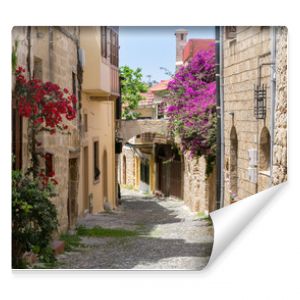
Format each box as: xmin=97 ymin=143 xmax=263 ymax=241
xmin=248 ymin=148 xmax=258 ymax=167
xmin=248 ymin=167 xmax=257 ymax=183
xmin=78 ymin=48 xmax=85 ymax=69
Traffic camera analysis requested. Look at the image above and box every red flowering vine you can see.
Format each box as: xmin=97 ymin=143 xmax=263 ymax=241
xmin=14 ymin=66 xmax=78 ymax=184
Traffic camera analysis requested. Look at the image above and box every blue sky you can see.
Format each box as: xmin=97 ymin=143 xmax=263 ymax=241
xmin=119 ymin=26 xmax=215 ymax=83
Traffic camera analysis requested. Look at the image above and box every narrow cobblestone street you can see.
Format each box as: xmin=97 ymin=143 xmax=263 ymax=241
xmin=57 ymin=189 xmax=214 ymax=270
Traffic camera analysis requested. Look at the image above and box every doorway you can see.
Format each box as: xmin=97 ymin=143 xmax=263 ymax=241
xmin=103 ymin=149 xmax=108 ymax=202
xmin=68 ymin=157 xmax=79 ymax=228
xmin=140 ymin=159 xmax=150 ymax=193
xmin=83 ymin=147 xmax=89 ymax=212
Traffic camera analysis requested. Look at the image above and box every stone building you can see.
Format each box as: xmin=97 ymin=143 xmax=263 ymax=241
xmin=174 ymin=30 xmax=217 ymax=213
xmin=118 ymin=84 xmax=173 ymax=195
xmin=119 ymin=30 xmax=217 ymax=214
xmin=77 ymin=26 xmax=120 ymax=215
xmin=219 ymin=26 xmax=287 ymax=206
xmin=273 ymin=27 xmax=288 ymax=185
xmin=12 ymin=26 xmax=81 ymax=231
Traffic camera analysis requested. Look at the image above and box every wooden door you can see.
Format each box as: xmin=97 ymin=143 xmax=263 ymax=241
xmin=83 ymin=147 xmax=89 ymax=211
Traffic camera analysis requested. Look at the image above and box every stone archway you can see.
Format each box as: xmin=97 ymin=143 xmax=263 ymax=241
xmin=118 ymin=119 xmax=168 ymax=143
xmin=230 ymin=126 xmax=238 ymax=196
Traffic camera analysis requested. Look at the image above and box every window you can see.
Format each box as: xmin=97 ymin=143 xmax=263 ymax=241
xmin=181 ymin=33 xmax=184 ymax=40
xmin=12 ymin=98 xmax=22 ymax=170
xmin=72 ymin=72 xmax=77 ymax=109
xmin=84 ymin=114 xmax=88 ymax=132
xmin=93 ymin=141 xmax=100 ymax=181
xmin=101 ymin=27 xmax=108 ymax=58
xmin=226 ymin=26 xmax=237 ymax=39
xmin=229 ymin=126 xmax=238 ymax=195
xmin=140 ymin=160 xmax=149 ymax=184
xmin=45 ymin=153 xmax=54 ymax=177
xmin=110 ymin=30 xmax=119 ymax=66
xmin=33 ymin=57 xmax=43 ymax=80
xmin=157 ymin=102 xmax=165 ymax=119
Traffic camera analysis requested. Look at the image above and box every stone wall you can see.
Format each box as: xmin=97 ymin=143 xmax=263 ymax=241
xmin=273 ymin=27 xmax=288 ymax=184
xmin=135 ymin=107 xmax=155 ymax=119
xmin=120 ymin=146 xmax=136 ymax=187
xmin=183 ymin=153 xmax=216 ymax=213
xmin=12 ymin=26 xmax=80 ymax=232
xmin=223 ymin=26 xmax=273 ymax=206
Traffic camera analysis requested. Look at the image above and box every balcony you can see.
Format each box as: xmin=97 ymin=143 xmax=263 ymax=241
xmin=80 ymin=27 xmax=120 ymax=97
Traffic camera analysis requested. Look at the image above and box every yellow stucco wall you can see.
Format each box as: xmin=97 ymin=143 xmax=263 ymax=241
xmin=77 ymin=27 xmax=118 ymax=215
xmin=80 ymin=27 xmax=113 ymax=96
xmin=149 ymin=155 xmax=155 ymax=192
xmin=78 ymin=95 xmax=116 ymax=214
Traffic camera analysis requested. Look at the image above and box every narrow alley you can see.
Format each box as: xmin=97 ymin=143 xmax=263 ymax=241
xmin=57 ymin=189 xmax=214 ymax=270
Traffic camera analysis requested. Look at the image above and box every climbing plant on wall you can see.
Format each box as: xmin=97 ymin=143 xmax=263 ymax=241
xmin=165 ymin=47 xmax=217 ymax=176
xmin=12 ymin=66 xmax=78 ymax=267
xmin=14 ymin=66 xmax=77 ymax=181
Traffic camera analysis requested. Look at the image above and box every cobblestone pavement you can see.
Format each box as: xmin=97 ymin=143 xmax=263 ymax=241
xmin=57 ymin=189 xmax=214 ymax=270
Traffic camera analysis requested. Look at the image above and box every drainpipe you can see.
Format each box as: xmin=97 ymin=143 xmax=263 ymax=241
xmin=219 ymin=27 xmax=225 ymax=208
xmin=215 ymin=26 xmax=225 ymax=209
xmin=26 ymin=26 xmax=32 ymax=79
xmin=270 ymin=26 xmax=277 ymax=186
xmin=48 ymin=27 xmax=54 ymax=82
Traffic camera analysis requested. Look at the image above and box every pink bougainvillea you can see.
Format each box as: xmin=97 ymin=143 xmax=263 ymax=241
xmin=165 ymin=46 xmax=217 ymax=175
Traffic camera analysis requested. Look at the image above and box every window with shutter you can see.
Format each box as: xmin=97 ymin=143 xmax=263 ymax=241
xmin=101 ymin=27 xmax=107 ymax=58
xmin=110 ymin=30 xmax=119 ymax=66
xmin=93 ymin=140 xmax=100 ymax=182
xmin=45 ymin=153 xmax=54 ymax=177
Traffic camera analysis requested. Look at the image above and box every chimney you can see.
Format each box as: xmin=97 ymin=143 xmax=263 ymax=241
xmin=175 ymin=29 xmax=188 ymax=69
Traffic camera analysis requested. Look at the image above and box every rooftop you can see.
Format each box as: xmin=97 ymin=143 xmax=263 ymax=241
xmin=182 ymin=39 xmax=215 ymax=63
xmin=139 ymin=91 xmax=155 ymax=106
xmin=150 ymin=80 xmax=170 ymax=93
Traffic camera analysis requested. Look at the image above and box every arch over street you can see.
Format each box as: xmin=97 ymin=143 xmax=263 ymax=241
xmin=118 ymin=119 xmax=169 ymax=143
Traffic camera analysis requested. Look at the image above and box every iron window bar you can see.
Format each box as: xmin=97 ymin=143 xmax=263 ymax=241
xmin=254 ymin=84 xmax=267 ymax=119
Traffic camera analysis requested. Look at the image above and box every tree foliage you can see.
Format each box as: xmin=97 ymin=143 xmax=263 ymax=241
xmin=120 ymin=65 xmax=148 ymax=120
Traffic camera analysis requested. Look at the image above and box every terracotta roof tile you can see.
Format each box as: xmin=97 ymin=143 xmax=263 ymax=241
xmin=150 ymin=80 xmax=170 ymax=92
xmin=183 ymin=39 xmax=215 ymax=63
xmin=139 ymin=91 xmax=154 ymax=106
